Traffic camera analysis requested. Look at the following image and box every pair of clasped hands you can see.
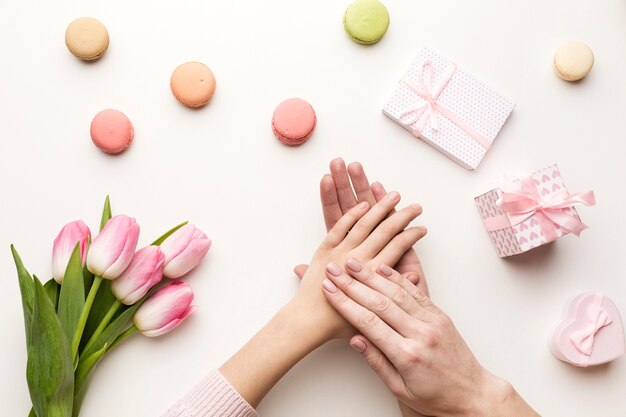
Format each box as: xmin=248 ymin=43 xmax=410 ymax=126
xmin=220 ymin=159 xmax=539 ymax=417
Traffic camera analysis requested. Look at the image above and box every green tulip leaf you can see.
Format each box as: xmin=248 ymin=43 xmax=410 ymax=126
xmin=11 ymin=245 xmax=34 ymax=347
xmin=72 ymin=343 xmax=107 ymax=417
xmin=82 ymin=304 xmax=140 ymax=359
xmin=27 ymin=276 xmax=74 ymax=417
xmin=58 ymin=245 xmax=86 ymax=344
xmin=151 ymin=221 xmax=188 ymax=246
xmin=99 ymin=195 xmax=112 ymax=232
xmin=82 ymin=264 xmax=94 ymax=297
xmin=80 ymin=279 xmax=117 ymax=351
xmin=43 ymin=279 xmax=60 ymax=311
xmin=28 ymin=407 xmax=36 ymax=417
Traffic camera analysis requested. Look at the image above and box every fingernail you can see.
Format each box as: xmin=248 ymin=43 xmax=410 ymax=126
xmin=379 ymin=264 xmax=393 ymax=277
xmin=406 ymin=273 xmax=420 ymax=284
xmin=388 ymin=192 xmax=400 ymax=202
xmin=350 ymin=339 xmax=367 ymax=353
xmin=346 ymin=258 xmax=362 ymax=272
xmin=325 ymin=263 xmax=342 ymax=276
xmin=418 ymin=226 xmax=428 ymax=234
xmin=410 ymin=203 xmax=422 ymax=211
xmin=322 ymin=279 xmax=338 ymax=293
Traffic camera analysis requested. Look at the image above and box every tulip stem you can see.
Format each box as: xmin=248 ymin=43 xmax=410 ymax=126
xmin=108 ymin=325 xmax=137 ymax=352
xmin=71 ymin=276 xmax=102 ymax=359
xmin=82 ymin=299 xmax=122 ymax=354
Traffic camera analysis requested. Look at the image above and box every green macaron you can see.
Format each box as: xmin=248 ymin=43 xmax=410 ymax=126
xmin=343 ymin=0 xmax=390 ymax=45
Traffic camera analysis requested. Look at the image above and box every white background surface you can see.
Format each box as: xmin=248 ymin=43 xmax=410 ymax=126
xmin=1 ymin=0 xmax=625 ymax=415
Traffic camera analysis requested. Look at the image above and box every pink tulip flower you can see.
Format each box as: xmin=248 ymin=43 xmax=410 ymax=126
xmin=51 ymin=220 xmax=91 ymax=284
xmin=133 ymin=280 xmax=197 ymax=337
xmin=86 ymin=215 xmax=140 ymax=279
xmin=111 ymin=246 xmax=164 ymax=305
xmin=160 ymin=224 xmax=211 ymax=279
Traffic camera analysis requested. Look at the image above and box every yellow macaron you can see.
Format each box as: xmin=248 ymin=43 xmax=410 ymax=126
xmin=65 ymin=17 xmax=109 ymax=61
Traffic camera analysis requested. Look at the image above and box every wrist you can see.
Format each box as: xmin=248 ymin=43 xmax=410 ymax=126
xmin=470 ymin=371 xmax=539 ymax=417
xmin=219 ymin=300 xmax=330 ymax=408
xmin=282 ymin=298 xmax=336 ymax=347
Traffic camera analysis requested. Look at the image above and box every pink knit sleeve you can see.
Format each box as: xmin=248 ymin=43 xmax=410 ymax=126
xmin=163 ymin=369 xmax=258 ymax=417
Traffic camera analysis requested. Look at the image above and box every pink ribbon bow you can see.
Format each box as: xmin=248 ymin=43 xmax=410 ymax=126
xmin=399 ymin=61 xmax=491 ymax=151
xmin=569 ymin=303 xmax=612 ymax=357
xmin=497 ymin=177 xmax=596 ymax=242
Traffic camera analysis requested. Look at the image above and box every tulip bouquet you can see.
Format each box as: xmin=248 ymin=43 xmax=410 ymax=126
xmin=12 ymin=197 xmax=211 ymax=417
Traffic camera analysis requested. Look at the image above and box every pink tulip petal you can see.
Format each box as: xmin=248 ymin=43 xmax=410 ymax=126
xmin=160 ymin=225 xmax=195 ymax=264
xmin=88 ymin=216 xmax=132 ymax=275
xmin=102 ymin=220 xmax=140 ymax=279
xmin=112 ymin=246 xmax=164 ymax=305
xmin=52 ymin=220 xmax=91 ymax=283
xmin=163 ymin=237 xmax=211 ymax=279
xmin=134 ymin=281 xmax=194 ymax=330
xmin=140 ymin=306 xmax=197 ymax=337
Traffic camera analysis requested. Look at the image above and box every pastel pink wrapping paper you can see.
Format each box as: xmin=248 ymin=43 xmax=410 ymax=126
xmin=475 ymin=165 xmax=594 ymax=257
xmin=383 ymin=48 xmax=515 ymax=170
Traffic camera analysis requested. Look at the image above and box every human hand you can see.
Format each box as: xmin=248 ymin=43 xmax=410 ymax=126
xmin=291 ymin=192 xmax=426 ymax=342
xmin=293 ymin=158 xmax=428 ymax=296
xmin=321 ymin=260 xmax=540 ymax=417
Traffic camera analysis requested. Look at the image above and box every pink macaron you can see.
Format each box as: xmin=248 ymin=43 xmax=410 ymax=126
xmin=90 ymin=109 xmax=134 ymax=154
xmin=271 ymin=98 xmax=316 ymax=146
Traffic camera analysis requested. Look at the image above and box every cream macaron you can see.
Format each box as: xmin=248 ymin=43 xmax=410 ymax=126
xmin=65 ymin=17 xmax=109 ymax=61
xmin=553 ymin=42 xmax=594 ymax=81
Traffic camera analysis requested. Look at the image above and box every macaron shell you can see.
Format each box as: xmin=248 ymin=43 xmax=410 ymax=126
xmin=65 ymin=17 xmax=109 ymax=61
xmin=170 ymin=62 xmax=216 ymax=108
xmin=553 ymin=42 xmax=594 ymax=81
xmin=90 ymin=109 xmax=134 ymax=154
xmin=272 ymin=98 xmax=316 ymax=146
xmin=343 ymin=0 xmax=390 ymax=45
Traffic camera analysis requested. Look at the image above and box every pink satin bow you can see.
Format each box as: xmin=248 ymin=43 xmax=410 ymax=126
xmin=569 ymin=303 xmax=612 ymax=356
xmin=399 ymin=61 xmax=491 ymax=150
xmin=497 ymin=177 xmax=596 ymax=242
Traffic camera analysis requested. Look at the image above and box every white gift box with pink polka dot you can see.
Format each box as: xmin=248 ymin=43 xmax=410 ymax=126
xmin=383 ymin=48 xmax=515 ymax=170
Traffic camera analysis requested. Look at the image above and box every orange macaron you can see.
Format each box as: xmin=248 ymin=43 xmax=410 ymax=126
xmin=170 ymin=62 xmax=216 ymax=108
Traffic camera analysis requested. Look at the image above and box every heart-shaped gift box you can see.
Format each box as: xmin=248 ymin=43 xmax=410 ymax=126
xmin=551 ymin=292 xmax=625 ymax=367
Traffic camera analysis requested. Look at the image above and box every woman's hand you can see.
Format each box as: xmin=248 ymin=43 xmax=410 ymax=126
xmin=295 ymin=159 xmax=427 ymax=295
xmin=221 ymin=195 xmax=425 ymax=408
xmin=293 ymin=190 xmax=426 ymax=341
xmin=321 ymin=260 xmax=540 ymax=417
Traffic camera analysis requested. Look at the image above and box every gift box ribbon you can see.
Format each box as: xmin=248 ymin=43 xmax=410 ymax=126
xmin=483 ymin=176 xmax=596 ymax=242
xmin=570 ymin=295 xmax=612 ymax=357
xmin=570 ymin=294 xmax=612 ymax=366
xmin=399 ymin=60 xmax=492 ymax=151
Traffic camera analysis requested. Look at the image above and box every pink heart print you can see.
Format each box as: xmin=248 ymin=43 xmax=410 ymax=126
xmin=542 ymin=174 xmax=550 ymax=183
xmin=541 ymin=188 xmax=550 ymax=196
xmin=519 ymin=236 xmax=528 ymax=244
xmin=529 ymin=232 xmax=539 ymax=240
xmin=519 ymin=223 xmax=528 ymax=231
xmin=551 ymin=292 xmax=625 ymax=367
xmin=530 ymin=218 xmax=539 ymax=227
xmin=552 ymin=183 xmax=561 ymax=191
xmin=552 ymin=170 xmax=560 ymax=178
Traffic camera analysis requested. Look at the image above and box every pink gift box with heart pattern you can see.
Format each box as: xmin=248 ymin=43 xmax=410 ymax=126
xmin=475 ymin=164 xmax=596 ymax=257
